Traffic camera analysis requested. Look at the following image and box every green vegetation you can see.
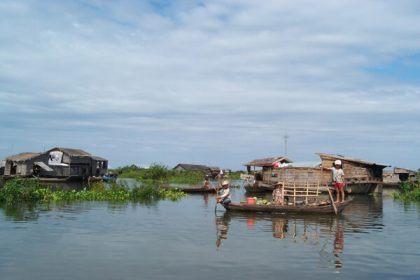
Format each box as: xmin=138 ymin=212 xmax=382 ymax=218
xmin=112 ymin=163 xmax=243 ymax=184
xmin=0 ymin=178 xmax=185 ymax=205
xmin=392 ymin=172 xmax=420 ymax=201
xmin=113 ymin=164 xmax=206 ymax=184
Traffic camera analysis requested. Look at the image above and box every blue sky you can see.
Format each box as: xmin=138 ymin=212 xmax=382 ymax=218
xmin=1 ymin=0 xmax=419 ymax=170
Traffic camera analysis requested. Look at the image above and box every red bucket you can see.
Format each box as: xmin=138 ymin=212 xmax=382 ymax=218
xmin=247 ymin=197 xmax=256 ymax=205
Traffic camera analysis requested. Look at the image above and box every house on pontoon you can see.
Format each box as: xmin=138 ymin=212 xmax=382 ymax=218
xmin=2 ymin=147 xmax=108 ymax=182
xmin=243 ymin=153 xmax=388 ymax=194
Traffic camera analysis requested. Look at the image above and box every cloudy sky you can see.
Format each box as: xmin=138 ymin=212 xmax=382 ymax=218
xmin=1 ymin=0 xmax=419 ymax=170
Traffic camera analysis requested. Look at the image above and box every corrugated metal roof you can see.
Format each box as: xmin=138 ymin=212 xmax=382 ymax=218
xmin=6 ymin=152 xmax=41 ymax=162
xmin=244 ymin=156 xmax=292 ymax=167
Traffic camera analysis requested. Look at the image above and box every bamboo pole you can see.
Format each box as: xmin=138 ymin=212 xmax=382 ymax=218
xmin=328 ymin=188 xmax=338 ymax=215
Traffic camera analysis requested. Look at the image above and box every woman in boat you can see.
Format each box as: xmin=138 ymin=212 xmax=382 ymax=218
xmin=272 ymin=182 xmax=284 ymax=206
xmin=217 ymin=180 xmax=231 ymax=205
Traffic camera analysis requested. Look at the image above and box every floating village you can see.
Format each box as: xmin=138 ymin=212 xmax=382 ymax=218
xmin=0 ymin=146 xmax=417 ymax=215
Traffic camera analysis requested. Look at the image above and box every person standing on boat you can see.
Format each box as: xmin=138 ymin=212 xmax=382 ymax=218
xmin=331 ymin=160 xmax=345 ymax=203
xmin=217 ymin=181 xmax=231 ymax=205
xmin=272 ymin=182 xmax=284 ymax=206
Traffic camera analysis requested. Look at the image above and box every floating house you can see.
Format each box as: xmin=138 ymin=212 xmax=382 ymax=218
xmin=244 ymin=156 xmax=292 ymax=173
xmin=317 ymin=153 xmax=388 ymax=193
xmin=393 ymin=167 xmax=417 ymax=182
xmin=244 ymin=153 xmax=388 ymax=194
xmin=1 ymin=159 xmax=7 ymax=175
xmin=2 ymin=147 xmax=108 ymax=182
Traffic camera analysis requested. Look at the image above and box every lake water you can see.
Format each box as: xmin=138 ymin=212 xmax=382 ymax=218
xmin=0 ymin=186 xmax=419 ymax=280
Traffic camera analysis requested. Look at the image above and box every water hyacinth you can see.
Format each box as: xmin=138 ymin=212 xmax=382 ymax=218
xmin=0 ymin=178 xmax=186 ymax=205
xmin=392 ymin=180 xmax=420 ymax=201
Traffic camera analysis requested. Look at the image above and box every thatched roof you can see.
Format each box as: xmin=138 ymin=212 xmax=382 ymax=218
xmin=317 ymin=153 xmax=388 ymax=168
xmin=244 ymin=156 xmax=292 ymax=167
xmin=6 ymin=152 xmax=41 ymax=162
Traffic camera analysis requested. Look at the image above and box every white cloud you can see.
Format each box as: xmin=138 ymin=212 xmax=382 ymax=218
xmin=0 ymin=0 xmax=419 ymax=169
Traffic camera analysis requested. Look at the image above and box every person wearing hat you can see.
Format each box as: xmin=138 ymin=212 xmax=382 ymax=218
xmin=332 ymin=160 xmax=346 ymax=203
xmin=272 ymin=182 xmax=284 ymax=206
xmin=217 ymin=180 xmax=231 ymax=205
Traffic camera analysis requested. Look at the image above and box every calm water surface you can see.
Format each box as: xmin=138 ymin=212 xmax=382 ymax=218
xmin=1 ymin=186 xmax=419 ymax=280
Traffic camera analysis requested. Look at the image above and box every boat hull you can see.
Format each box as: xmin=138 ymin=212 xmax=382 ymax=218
xmin=223 ymin=200 xmax=351 ymax=214
xmin=161 ymin=185 xmax=216 ymax=194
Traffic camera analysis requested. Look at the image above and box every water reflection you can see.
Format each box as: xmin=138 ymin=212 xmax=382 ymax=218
xmin=215 ymin=212 xmax=230 ymax=248
xmin=0 ymin=202 xmax=40 ymax=222
xmin=272 ymin=217 xmax=288 ymax=239
xmin=213 ymin=195 xmax=386 ymax=270
xmin=215 ymin=212 xmax=353 ymax=268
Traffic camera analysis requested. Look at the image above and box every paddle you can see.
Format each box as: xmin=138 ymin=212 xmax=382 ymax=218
xmin=214 ymin=180 xmax=223 ymax=212
xmin=328 ymin=187 xmax=338 ymax=215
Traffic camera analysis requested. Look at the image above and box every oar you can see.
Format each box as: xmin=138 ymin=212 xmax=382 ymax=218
xmin=328 ymin=187 xmax=338 ymax=215
xmin=214 ymin=181 xmax=222 ymax=212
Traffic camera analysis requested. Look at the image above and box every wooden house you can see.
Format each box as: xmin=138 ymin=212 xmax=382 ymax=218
xmin=0 ymin=160 xmax=6 ymax=176
xmin=244 ymin=153 xmax=388 ymax=194
xmin=2 ymin=147 xmax=108 ymax=181
xmin=241 ymin=156 xmax=292 ymax=185
xmin=317 ymin=153 xmax=388 ymax=194
xmin=393 ymin=167 xmax=417 ymax=182
xmin=3 ymin=152 xmax=43 ymax=176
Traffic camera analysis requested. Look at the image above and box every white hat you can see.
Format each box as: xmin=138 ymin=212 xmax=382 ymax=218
xmin=222 ymin=180 xmax=229 ymax=186
xmin=334 ymin=160 xmax=342 ymax=165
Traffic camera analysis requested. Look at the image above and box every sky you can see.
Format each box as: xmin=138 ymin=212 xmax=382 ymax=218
xmin=1 ymin=0 xmax=419 ymax=171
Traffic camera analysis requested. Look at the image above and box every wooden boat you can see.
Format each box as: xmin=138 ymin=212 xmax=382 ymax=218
xmin=161 ymin=184 xmax=217 ymax=194
xmin=222 ymin=199 xmax=351 ymax=214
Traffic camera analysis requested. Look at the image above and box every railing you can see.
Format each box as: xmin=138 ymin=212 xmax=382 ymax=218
xmin=281 ymin=181 xmax=330 ymax=206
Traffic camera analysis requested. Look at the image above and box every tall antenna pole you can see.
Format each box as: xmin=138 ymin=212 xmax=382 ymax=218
xmin=284 ymin=134 xmax=289 ymax=156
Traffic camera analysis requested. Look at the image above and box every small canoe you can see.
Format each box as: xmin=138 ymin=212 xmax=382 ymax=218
xmin=222 ymin=199 xmax=351 ymax=214
xmin=161 ymin=184 xmax=217 ymax=194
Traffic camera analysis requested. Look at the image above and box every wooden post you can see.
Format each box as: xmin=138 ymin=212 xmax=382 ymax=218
xmin=305 ymin=181 xmax=309 ymax=205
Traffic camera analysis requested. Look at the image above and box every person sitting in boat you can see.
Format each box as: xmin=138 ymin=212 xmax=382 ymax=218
xmin=217 ymin=181 xmax=231 ymax=205
xmin=272 ymin=182 xmax=284 ymax=206
xmin=203 ymin=175 xmax=211 ymax=189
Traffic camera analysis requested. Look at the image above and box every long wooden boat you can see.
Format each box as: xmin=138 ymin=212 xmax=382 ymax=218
xmin=222 ymin=199 xmax=351 ymax=214
xmin=161 ymin=184 xmax=217 ymax=194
